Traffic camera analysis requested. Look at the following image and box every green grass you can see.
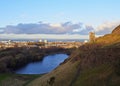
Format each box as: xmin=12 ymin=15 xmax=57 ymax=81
xmin=0 ymin=74 xmax=44 ymax=86
xmin=0 ymin=74 xmax=12 ymax=82
xmin=23 ymin=74 xmax=44 ymax=86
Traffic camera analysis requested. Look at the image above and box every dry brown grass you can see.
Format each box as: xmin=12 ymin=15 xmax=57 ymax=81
xmin=27 ymin=61 xmax=79 ymax=86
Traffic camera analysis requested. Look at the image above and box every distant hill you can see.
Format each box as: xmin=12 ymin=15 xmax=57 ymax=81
xmin=27 ymin=25 xmax=120 ymax=86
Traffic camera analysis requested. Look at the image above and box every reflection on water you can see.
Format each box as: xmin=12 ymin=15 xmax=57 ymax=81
xmin=15 ymin=54 xmax=68 ymax=74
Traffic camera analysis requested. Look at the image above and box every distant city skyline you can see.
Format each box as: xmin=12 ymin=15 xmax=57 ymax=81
xmin=0 ymin=0 xmax=120 ymax=39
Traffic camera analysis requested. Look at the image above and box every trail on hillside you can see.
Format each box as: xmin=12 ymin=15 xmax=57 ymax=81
xmin=69 ymin=63 xmax=81 ymax=86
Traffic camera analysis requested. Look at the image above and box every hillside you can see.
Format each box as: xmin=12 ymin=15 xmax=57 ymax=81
xmin=27 ymin=25 xmax=120 ymax=86
xmin=112 ymin=25 xmax=120 ymax=34
xmin=96 ymin=25 xmax=120 ymax=45
xmin=0 ymin=47 xmax=71 ymax=73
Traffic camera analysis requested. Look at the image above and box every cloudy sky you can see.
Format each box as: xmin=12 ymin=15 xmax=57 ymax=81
xmin=0 ymin=0 xmax=120 ymax=39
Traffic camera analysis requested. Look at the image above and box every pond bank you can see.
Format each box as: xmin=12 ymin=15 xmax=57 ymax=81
xmin=0 ymin=47 xmax=74 ymax=73
xmin=15 ymin=54 xmax=68 ymax=74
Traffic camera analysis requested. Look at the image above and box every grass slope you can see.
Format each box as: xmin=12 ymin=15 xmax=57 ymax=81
xmin=27 ymin=60 xmax=79 ymax=86
xmin=73 ymin=63 xmax=120 ymax=86
xmin=27 ymin=25 xmax=120 ymax=86
xmin=0 ymin=74 xmax=43 ymax=86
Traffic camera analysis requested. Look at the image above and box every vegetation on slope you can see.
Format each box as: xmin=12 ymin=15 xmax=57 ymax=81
xmin=0 ymin=25 xmax=120 ymax=86
xmin=0 ymin=47 xmax=71 ymax=73
xmin=96 ymin=24 xmax=120 ymax=45
xmin=0 ymin=74 xmax=43 ymax=86
xmin=27 ymin=25 xmax=120 ymax=86
xmin=72 ymin=43 xmax=120 ymax=86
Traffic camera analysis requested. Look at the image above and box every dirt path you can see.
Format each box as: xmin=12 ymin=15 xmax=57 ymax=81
xmin=69 ymin=64 xmax=81 ymax=86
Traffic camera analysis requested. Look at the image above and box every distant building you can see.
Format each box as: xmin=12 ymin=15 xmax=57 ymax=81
xmin=84 ymin=40 xmax=88 ymax=43
xmin=39 ymin=39 xmax=42 ymax=42
xmin=44 ymin=40 xmax=48 ymax=43
xmin=89 ymin=32 xmax=96 ymax=42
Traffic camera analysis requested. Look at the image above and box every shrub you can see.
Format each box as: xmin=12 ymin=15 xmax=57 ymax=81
xmin=47 ymin=76 xmax=55 ymax=86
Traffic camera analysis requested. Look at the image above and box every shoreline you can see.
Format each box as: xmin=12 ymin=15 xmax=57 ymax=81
xmin=0 ymin=47 xmax=73 ymax=73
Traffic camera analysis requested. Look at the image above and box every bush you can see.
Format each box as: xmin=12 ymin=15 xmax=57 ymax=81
xmin=47 ymin=76 xmax=55 ymax=86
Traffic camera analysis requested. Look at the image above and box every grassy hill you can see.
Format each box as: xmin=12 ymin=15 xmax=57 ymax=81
xmin=96 ymin=24 xmax=120 ymax=45
xmin=112 ymin=25 xmax=120 ymax=34
xmin=27 ymin=25 xmax=120 ymax=86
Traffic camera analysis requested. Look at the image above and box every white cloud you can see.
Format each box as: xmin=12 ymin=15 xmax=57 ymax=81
xmin=95 ymin=21 xmax=120 ymax=34
xmin=0 ymin=21 xmax=119 ymax=36
xmin=72 ymin=29 xmax=81 ymax=32
xmin=0 ymin=22 xmax=93 ymax=35
xmin=49 ymin=23 xmax=61 ymax=27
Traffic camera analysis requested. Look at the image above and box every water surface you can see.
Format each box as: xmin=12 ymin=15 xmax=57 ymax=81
xmin=15 ymin=54 xmax=68 ymax=74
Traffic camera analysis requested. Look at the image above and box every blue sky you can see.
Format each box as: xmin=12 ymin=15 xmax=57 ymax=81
xmin=0 ymin=0 xmax=120 ymax=39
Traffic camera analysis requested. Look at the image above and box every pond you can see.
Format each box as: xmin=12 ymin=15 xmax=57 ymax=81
xmin=15 ymin=54 xmax=68 ymax=74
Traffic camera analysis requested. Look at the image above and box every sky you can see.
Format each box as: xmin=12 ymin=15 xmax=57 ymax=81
xmin=0 ymin=0 xmax=120 ymax=39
